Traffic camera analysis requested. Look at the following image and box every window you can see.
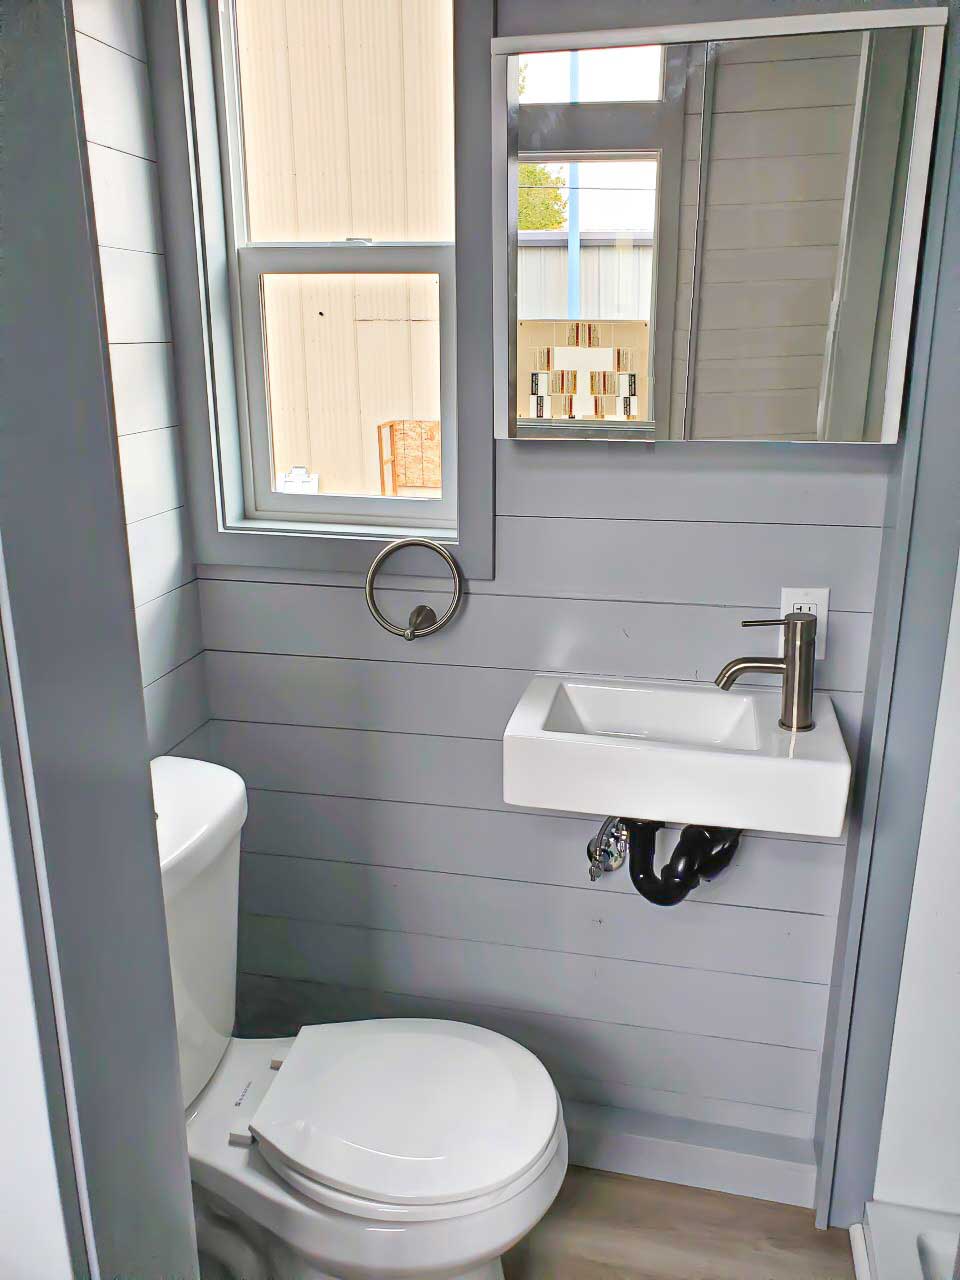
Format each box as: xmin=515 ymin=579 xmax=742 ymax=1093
xmin=213 ymin=0 xmax=460 ymax=535
xmin=495 ymin=43 xmax=694 ymax=439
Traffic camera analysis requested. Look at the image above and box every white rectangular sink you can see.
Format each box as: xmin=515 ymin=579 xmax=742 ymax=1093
xmin=504 ymin=676 xmax=852 ymax=838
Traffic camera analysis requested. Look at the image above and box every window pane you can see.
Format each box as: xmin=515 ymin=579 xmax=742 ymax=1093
xmin=234 ymin=1 xmax=455 ymax=242
xmin=261 ymin=274 xmax=442 ymax=499
xmin=517 ymin=160 xmax=657 ymax=424
xmin=519 ymin=47 xmax=663 ymax=104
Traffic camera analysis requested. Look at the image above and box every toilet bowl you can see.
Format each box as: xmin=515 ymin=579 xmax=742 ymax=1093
xmin=153 ymin=756 xmax=567 ymax=1279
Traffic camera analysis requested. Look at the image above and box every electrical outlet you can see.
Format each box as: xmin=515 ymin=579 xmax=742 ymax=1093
xmin=780 ymin=587 xmax=830 ymax=660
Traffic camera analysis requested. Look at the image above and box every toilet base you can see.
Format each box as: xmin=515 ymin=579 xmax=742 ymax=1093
xmin=195 ymin=1185 xmax=507 ymax=1280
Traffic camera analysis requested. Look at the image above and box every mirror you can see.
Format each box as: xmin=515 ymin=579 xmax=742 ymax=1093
xmin=495 ymin=21 xmax=942 ymax=443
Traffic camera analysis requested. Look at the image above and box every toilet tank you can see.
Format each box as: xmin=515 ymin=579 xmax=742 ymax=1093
xmin=151 ymin=756 xmax=247 ymax=1109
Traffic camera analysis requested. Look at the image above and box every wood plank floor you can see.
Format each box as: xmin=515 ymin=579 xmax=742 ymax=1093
xmin=504 ymin=1167 xmax=855 ymax=1280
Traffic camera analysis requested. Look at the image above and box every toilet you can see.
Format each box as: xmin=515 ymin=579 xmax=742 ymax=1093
xmin=153 ymin=755 xmax=568 ymax=1280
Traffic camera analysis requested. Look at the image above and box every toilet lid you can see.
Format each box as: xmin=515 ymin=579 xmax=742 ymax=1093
xmin=248 ymin=1020 xmax=559 ymax=1206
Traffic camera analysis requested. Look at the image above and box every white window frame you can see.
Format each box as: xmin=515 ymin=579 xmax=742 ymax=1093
xmin=211 ymin=1 xmax=458 ymax=535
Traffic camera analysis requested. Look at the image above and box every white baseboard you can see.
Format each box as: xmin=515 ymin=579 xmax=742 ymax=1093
xmin=850 ymin=1223 xmax=872 ymax=1280
xmin=565 ymin=1101 xmax=816 ymax=1207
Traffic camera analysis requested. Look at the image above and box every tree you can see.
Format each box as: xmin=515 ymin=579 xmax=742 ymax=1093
xmin=518 ymin=161 xmax=567 ymax=231
xmin=516 ymin=61 xmax=567 ymax=231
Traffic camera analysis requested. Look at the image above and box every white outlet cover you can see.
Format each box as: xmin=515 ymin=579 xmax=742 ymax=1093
xmin=780 ymin=587 xmax=830 ymax=660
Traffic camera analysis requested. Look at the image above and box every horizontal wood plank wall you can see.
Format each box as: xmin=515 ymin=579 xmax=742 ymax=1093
xmin=74 ymin=2 xmax=208 ymax=755
xmin=191 ymin=438 xmax=891 ymax=1149
xmin=689 ymin=33 xmax=862 ymax=440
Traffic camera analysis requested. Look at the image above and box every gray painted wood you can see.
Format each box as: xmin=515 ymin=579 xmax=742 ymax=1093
xmin=118 ymin=426 xmax=184 ymax=524
xmin=156 ymin=0 xmax=894 ymax=1189
xmin=241 ymin=853 xmax=836 ymax=985
xmin=495 ymin=0 xmax=937 ymax=36
xmin=241 ymin=790 xmax=847 ymax=915
xmin=75 ymin=31 xmax=155 ymax=159
xmin=497 ymin=443 xmax=889 ymax=523
xmin=206 ymin=654 xmax=866 ymax=753
xmin=202 ymin=589 xmax=872 ymax=691
xmin=136 ymin=582 xmax=202 ymax=687
xmin=143 ymin=654 xmax=209 ymax=758
xmin=685 ymin=105 xmax=856 ymax=160
xmin=88 ymin=144 xmax=162 ymax=253
xmin=3 ymin=2 xmax=197 ymax=1267
xmin=490 ymin=517 xmax=880 ymax=609
xmin=109 ymin=342 xmax=178 ymax=435
xmin=235 ymin=955 xmax=819 ymax=1112
xmin=210 ymin=704 xmax=864 ymax=816
xmin=99 ymin=246 xmax=171 ymax=343
xmin=127 ymin=507 xmax=194 ymax=606
xmin=713 ymin=56 xmax=861 ymax=113
xmin=199 ymin=514 xmax=881 ymax=608
xmin=74 ymin=0 xmax=146 ymax=59
xmin=77 ymin=14 xmax=206 ymax=756
xmin=239 ymin=921 xmax=829 ymax=1049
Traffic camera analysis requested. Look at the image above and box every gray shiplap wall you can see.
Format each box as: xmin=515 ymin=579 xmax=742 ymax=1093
xmin=190 ymin=441 xmax=890 ymax=1198
xmin=74 ymin=0 xmax=208 ymax=755
xmin=128 ymin=0 xmax=897 ymax=1202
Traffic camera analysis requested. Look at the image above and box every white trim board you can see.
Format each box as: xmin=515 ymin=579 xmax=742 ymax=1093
xmin=863 ymin=1201 xmax=960 ymax=1280
xmin=492 ymin=9 xmax=947 ymax=54
xmin=565 ymin=1101 xmax=816 ymax=1208
xmin=851 ymin=1223 xmax=872 ymax=1280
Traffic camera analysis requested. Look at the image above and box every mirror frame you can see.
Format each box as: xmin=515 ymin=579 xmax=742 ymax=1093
xmin=492 ymin=8 xmax=946 ymax=443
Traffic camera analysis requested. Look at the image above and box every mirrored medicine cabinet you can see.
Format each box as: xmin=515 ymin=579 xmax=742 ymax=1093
xmin=492 ymin=14 xmax=945 ymax=443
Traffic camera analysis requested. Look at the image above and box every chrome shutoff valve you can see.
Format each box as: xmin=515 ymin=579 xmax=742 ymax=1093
xmin=587 ymin=817 xmax=628 ymax=882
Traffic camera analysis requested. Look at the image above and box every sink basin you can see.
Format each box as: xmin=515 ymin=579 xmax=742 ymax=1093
xmin=503 ymin=676 xmax=852 ymax=838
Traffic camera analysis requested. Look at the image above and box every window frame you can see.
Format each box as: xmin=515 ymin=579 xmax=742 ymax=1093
xmin=146 ymin=0 xmax=494 ymax=578
xmin=494 ymin=45 xmax=690 ymax=441
xmin=215 ymin=5 xmax=458 ymax=533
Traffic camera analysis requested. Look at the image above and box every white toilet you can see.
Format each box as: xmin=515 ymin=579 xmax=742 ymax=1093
xmin=153 ymin=755 xmax=568 ymax=1280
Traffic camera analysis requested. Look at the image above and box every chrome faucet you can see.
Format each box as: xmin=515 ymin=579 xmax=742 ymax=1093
xmin=715 ymin=611 xmax=817 ymax=732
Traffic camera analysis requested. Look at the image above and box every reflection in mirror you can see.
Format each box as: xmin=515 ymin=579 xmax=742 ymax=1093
xmin=511 ymin=44 xmax=698 ymax=438
xmin=684 ymin=29 xmax=921 ymax=442
xmin=497 ymin=21 xmax=941 ymax=444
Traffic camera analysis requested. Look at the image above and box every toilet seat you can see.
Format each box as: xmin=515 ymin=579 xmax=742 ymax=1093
xmin=248 ymin=1020 xmax=560 ymax=1212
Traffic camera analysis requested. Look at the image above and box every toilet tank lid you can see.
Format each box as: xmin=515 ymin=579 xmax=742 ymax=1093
xmin=150 ymin=757 xmax=247 ymax=889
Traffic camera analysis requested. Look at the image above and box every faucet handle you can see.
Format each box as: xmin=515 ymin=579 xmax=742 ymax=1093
xmin=743 ymin=611 xmax=817 ymax=633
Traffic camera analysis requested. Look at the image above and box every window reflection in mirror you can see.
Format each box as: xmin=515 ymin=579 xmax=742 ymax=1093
xmin=512 ymin=44 xmax=693 ymax=437
xmin=501 ymin=25 xmax=938 ymax=443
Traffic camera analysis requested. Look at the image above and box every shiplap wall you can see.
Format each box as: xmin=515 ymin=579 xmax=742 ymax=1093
xmin=74 ymin=0 xmax=208 ymax=755
xmin=188 ymin=438 xmax=889 ymax=1200
xmin=122 ymin=0 xmax=895 ymax=1201
xmin=684 ymin=33 xmax=861 ymax=439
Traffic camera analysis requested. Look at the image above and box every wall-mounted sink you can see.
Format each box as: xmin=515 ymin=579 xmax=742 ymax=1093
xmin=503 ymin=676 xmax=852 ymax=838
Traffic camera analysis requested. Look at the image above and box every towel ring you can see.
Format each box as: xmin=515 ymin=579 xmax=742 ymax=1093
xmin=364 ymin=538 xmax=463 ymax=641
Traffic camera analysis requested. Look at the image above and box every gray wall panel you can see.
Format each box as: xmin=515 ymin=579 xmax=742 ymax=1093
xmin=240 ymin=853 xmax=836 ymax=985
xmin=239 ymin=885 xmax=828 ymax=1049
xmin=3 ymin=1 xmax=197 ymax=1268
xmin=492 ymin=516 xmax=880 ymax=610
xmin=75 ymin=5 xmax=207 ymax=754
xmin=242 ymin=791 xmax=847 ymax=915
xmin=201 ymin=583 xmax=872 ymax=692
xmin=179 ymin=0 xmax=895 ymax=1191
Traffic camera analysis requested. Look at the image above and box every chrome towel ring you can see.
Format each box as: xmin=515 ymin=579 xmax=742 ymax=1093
xmin=364 ymin=538 xmax=463 ymax=641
